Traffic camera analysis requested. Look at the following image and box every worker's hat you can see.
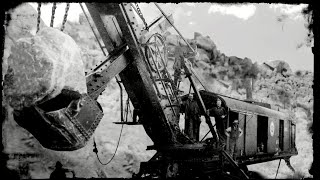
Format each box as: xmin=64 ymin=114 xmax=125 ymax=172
xmin=233 ymin=120 xmax=239 ymax=124
xmin=55 ymin=161 xmax=62 ymax=168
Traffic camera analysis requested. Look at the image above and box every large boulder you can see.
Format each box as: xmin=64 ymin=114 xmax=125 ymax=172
xmin=217 ymin=53 xmax=227 ymax=64
xmin=210 ymin=47 xmax=220 ymax=62
xmin=269 ymin=60 xmax=293 ymax=77
xmin=196 ymin=48 xmax=210 ymax=63
xmin=3 ymin=27 xmax=87 ymax=110
xmin=3 ymin=3 xmax=46 ymax=79
xmin=194 ymin=32 xmax=216 ymax=51
xmin=258 ymin=63 xmax=274 ymax=78
xmin=228 ymin=56 xmax=242 ymax=65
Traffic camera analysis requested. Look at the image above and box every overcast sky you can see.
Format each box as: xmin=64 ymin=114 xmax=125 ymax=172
xmin=29 ymin=3 xmax=313 ymax=72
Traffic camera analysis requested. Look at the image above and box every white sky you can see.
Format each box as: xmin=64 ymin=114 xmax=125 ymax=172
xmin=28 ymin=3 xmax=313 ymax=72
xmin=29 ymin=3 xmax=83 ymax=27
xmin=29 ymin=3 xmax=308 ymax=25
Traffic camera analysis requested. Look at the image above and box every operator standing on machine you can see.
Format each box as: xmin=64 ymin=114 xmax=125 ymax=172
xmin=208 ymin=98 xmax=227 ymax=142
xmin=183 ymin=93 xmax=201 ymax=141
xmin=225 ymin=120 xmax=243 ymax=159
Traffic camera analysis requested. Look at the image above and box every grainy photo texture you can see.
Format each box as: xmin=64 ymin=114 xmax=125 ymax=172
xmin=1 ymin=2 xmax=315 ymax=179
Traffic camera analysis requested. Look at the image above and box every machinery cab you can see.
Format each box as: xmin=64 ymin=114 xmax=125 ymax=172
xmin=199 ymin=90 xmax=298 ymax=165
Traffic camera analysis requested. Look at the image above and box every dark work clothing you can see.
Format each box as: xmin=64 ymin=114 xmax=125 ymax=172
xmin=229 ymin=140 xmax=237 ymax=158
xmin=184 ymin=100 xmax=200 ymax=121
xmin=229 ymin=127 xmax=241 ymax=141
xmin=209 ymin=106 xmax=227 ymax=141
xmin=210 ymin=106 xmax=226 ymax=117
xmin=50 ymin=168 xmax=68 ymax=179
xmin=184 ymin=100 xmax=201 ymax=141
xmin=185 ymin=118 xmax=200 ymax=141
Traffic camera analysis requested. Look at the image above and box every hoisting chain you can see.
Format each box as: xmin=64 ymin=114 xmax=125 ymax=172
xmin=50 ymin=3 xmax=57 ymax=27
xmin=60 ymin=3 xmax=70 ymax=31
xmin=135 ymin=3 xmax=148 ymax=31
xmin=36 ymin=3 xmax=41 ymax=33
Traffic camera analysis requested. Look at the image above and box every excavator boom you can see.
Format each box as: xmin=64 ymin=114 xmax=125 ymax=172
xmin=85 ymin=3 xmax=191 ymax=146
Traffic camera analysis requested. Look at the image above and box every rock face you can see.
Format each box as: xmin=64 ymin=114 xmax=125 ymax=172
xmin=196 ymin=48 xmax=210 ymax=63
xmin=194 ymin=32 xmax=216 ymax=51
xmin=164 ymin=31 xmax=293 ymax=93
xmin=3 ymin=27 xmax=87 ymax=110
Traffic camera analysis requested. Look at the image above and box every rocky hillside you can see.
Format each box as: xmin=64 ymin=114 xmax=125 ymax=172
xmin=2 ymin=3 xmax=313 ymax=179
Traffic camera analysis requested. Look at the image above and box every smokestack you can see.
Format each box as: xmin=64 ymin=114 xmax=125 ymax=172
xmin=245 ymin=77 xmax=253 ymax=100
xmin=252 ymin=78 xmax=256 ymax=93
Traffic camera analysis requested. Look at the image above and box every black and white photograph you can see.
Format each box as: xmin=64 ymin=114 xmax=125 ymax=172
xmin=1 ymin=2 xmax=315 ymax=179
